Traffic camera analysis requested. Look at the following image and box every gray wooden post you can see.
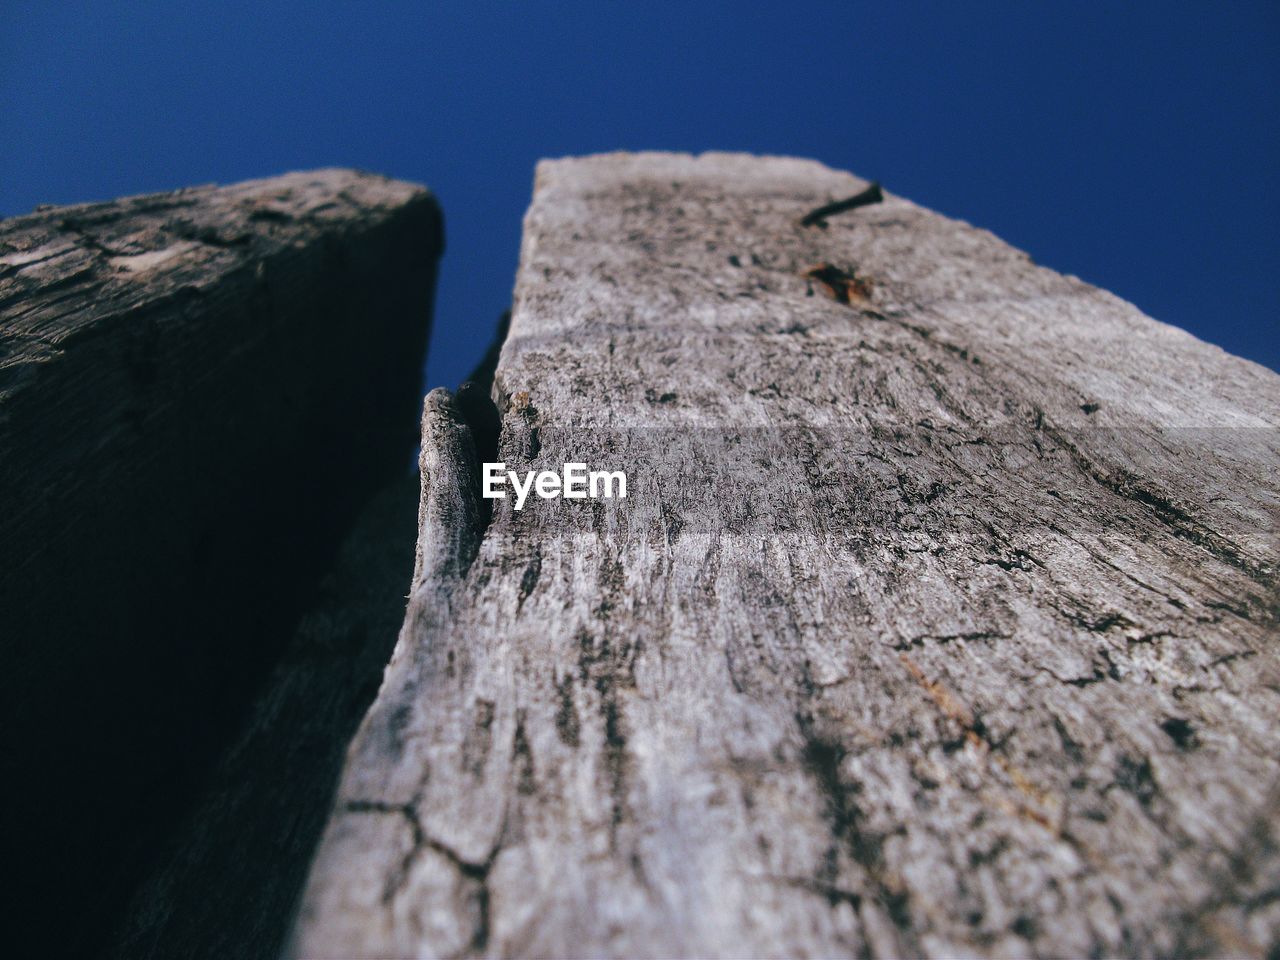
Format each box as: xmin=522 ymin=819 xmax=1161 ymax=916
xmin=290 ymin=153 xmax=1278 ymax=959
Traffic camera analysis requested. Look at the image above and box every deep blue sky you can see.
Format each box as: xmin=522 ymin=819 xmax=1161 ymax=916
xmin=3 ymin=1 xmax=1276 ymax=387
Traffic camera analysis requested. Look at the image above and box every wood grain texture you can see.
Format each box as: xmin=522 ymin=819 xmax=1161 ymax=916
xmin=291 ymin=153 xmax=1279 ymax=959
xmin=0 ymin=170 xmax=441 ymax=958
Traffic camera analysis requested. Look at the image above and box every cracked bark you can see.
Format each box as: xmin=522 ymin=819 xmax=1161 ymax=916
xmin=291 ymin=153 xmax=1279 ymax=958
xmin=0 ymin=170 xmax=441 ymax=958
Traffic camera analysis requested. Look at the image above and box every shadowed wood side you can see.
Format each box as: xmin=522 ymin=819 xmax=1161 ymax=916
xmin=105 ymin=473 xmax=422 ymax=960
xmin=0 ymin=169 xmax=441 ymax=958
xmin=291 ymin=152 xmax=1279 ymax=959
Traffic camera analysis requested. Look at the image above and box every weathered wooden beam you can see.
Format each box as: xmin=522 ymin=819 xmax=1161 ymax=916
xmin=0 ymin=170 xmax=441 ymax=957
xmin=290 ymin=153 xmax=1279 ymax=958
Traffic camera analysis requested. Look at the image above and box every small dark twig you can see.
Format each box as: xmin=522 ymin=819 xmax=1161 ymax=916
xmin=800 ymin=182 xmax=883 ymax=227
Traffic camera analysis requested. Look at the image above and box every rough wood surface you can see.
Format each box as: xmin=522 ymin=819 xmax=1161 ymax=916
xmin=0 ymin=170 xmax=441 ymax=957
xmin=291 ymin=153 xmax=1279 ymax=958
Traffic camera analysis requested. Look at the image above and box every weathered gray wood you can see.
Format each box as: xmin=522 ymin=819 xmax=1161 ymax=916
xmin=291 ymin=153 xmax=1279 ymax=958
xmin=0 ymin=170 xmax=441 ymax=957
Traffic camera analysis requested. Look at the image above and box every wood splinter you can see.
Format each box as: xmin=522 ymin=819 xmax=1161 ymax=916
xmin=800 ymin=181 xmax=883 ymax=227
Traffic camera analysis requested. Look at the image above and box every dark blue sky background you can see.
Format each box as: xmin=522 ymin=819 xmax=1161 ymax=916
xmin=3 ymin=1 xmax=1276 ymax=388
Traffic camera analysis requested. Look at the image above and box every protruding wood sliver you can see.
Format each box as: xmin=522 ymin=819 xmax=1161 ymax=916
xmin=293 ymin=151 xmax=1279 ymax=958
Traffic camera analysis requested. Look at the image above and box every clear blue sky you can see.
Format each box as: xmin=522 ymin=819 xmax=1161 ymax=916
xmin=3 ymin=1 xmax=1276 ymax=387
